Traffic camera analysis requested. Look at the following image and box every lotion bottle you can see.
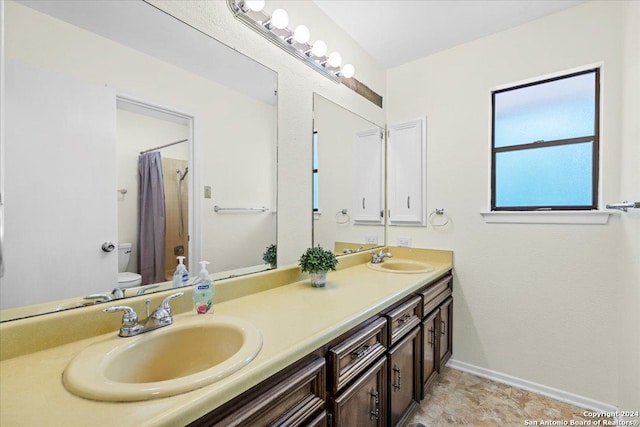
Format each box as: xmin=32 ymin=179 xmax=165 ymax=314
xmin=193 ymin=261 xmax=214 ymax=314
xmin=172 ymin=256 xmax=190 ymax=288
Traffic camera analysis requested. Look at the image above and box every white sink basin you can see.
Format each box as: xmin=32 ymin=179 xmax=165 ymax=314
xmin=367 ymin=259 xmax=434 ymax=274
xmin=63 ymin=314 xmax=262 ymax=401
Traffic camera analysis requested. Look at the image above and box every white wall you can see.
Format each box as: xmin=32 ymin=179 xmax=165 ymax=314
xmin=387 ymin=1 xmax=631 ymax=407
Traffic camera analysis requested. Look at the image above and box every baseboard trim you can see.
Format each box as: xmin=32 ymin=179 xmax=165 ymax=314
xmin=446 ymin=359 xmax=618 ymax=414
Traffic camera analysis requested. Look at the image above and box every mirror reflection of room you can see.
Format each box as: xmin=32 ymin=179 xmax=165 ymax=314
xmin=312 ymin=94 xmax=384 ymax=255
xmin=0 ymin=0 xmax=277 ymax=319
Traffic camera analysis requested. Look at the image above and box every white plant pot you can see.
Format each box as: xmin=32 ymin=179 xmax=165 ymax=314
xmin=309 ymin=271 xmax=327 ymax=287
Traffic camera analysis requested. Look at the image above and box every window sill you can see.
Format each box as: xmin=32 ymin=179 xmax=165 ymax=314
xmin=480 ymin=210 xmax=615 ymax=225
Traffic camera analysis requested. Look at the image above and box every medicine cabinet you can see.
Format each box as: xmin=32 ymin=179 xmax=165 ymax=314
xmin=387 ymin=118 xmax=427 ymax=226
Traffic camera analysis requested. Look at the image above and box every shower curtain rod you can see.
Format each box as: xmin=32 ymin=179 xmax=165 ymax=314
xmin=139 ymin=138 xmax=189 ymax=154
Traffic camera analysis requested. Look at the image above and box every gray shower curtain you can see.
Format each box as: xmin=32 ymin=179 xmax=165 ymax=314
xmin=138 ymin=151 xmax=166 ymax=284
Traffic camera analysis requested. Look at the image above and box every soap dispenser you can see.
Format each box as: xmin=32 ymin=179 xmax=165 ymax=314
xmin=172 ymin=256 xmax=190 ymax=288
xmin=193 ymin=261 xmax=214 ymax=314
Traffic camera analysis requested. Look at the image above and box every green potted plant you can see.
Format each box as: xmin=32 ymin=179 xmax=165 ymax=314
xmin=298 ymin=245 xmax=338 ymax=287
xmin=262 ymin=244 xmax=277 ymax=268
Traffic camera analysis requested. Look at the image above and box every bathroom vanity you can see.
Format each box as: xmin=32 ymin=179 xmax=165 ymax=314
xmin=0 ymin=247 xmax=452 ymax=426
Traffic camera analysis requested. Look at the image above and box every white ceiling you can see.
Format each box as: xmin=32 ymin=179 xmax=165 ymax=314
xmin=312 ymin=0 xmax=586 ymax=69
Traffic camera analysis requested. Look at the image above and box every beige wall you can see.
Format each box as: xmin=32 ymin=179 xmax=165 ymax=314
xmin=617 ymin=1 xmax=640 ymax=416
xmin=387 ymin=1 xmax=632 ymax=408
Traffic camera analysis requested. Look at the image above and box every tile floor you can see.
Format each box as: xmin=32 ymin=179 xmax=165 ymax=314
xmin=407 ymin=367 xmax=612 ymax=427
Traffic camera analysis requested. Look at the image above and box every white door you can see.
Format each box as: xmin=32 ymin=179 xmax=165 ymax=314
xmin=388 ymin=118 xmax=426 ymax=225
xmin=1 ymin=59 xmax=117 ymax=308
xmin=352 ymin=128 xmax=384 ymax=224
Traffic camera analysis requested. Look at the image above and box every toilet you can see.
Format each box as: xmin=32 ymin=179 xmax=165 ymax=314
xmin=117 ymin=243 xmax=142 ymax=288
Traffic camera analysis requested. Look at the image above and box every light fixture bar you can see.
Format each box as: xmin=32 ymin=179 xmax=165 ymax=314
xmin=227 ymin=0 xmax=345 ymax=83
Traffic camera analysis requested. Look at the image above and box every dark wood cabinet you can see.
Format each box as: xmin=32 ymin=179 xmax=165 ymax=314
xmin=421 ymin=310 xmax=439 ymax=395
xmin=189 ymin=269 xmax=453 ymax=427
xmin=387 ymin=326 xmax=420 ymax=427
xmin=327 ymin=317 xmax=387 ymax=395
xmin=415 ymin=273 xmax=453 ymax=399
xmin=438 ymin=297 xmax=453 ymax=368
xmin=329 ymin=356 xmax=387 ymax=427
xmin=189 ymin=356 xmax=326 ymax=427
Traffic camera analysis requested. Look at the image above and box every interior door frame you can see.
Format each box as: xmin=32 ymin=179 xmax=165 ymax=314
xmin=115 ymin=93 xmax=201 ymax=270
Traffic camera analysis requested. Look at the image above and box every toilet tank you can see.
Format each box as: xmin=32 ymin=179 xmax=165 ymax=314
xmin=118 ymin=243 xmax=133 ymax=273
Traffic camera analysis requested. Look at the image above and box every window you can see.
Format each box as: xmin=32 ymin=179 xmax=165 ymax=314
xmin=491 ymin=68 xmax=599 ymax=210
xmin=313 ymin=130 xmax=319 ymax=212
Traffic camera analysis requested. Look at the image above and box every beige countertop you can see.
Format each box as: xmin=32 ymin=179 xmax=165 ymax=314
xmin=0 ymin=248 xmax=452 ymax=427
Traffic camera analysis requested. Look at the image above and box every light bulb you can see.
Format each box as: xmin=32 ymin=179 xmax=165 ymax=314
xmin=311 ymin=40 xmax=327 ymax=57
xmin=327 ymin=52 xmax=342 ymax=68
xmin=270 ymin=8 xmax=289 ymax=30
xmin=244 ymin=0 xmax=265 ymax=12
xmin=341 ymin=64 xmax=355 ymax=78
xmin=293 ymin=25 xmax=310 ymax=44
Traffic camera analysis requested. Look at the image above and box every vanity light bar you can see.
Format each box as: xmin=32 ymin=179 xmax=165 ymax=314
xmin=228 ymin=0 xmax=355 ymax=83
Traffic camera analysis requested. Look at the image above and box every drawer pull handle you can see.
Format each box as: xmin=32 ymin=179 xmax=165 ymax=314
xmin=441 ymin=319 xmax=446 ymax=336
xmin=351 ymin=343 xmax=371 ymax=360
xmin=397 ymin=313 xmax=412 ymax=324
xmin=392 ymin=366 xmax=401 ymax=391
xmin=427 ymin=327 xmax=434 ymax=346
xmin=369 ymin=389 xmax=380 ymax=420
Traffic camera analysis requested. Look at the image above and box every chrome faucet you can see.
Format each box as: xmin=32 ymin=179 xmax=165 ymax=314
xmin=103 ymin=292 xmax=184 ymax=337
xmin=371 ymin=250 xmax=392 ymax=264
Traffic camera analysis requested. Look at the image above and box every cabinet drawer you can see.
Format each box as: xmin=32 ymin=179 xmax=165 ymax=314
xmin=384 ymin=296 xmax=421 ymax=347
xmin=328 ymin=317 xmax=387 ymax=394
xmin=418 ymin=274 xmax=452 ymax=318
xmin=192 ymin=356 xmax=325 ymax=427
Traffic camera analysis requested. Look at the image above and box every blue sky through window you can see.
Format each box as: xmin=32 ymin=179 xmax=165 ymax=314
xmin=492 ymin=69 xmax=597 ymax=209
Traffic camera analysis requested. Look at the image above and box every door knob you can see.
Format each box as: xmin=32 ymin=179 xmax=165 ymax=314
xmin=101 ymin=242 xmax=116 ymax=252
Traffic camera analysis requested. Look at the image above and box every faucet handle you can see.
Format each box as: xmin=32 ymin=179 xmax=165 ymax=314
xmin=84 ymin=293 xmax=113 ymax=303
xmin=159 ymin=292 xmax=184 ymax=310
xmin=103 ymin=305 xmax=138 ymax=326
xmin=111 ymin=287 xmax=126 ymax=299
xmin=136 ymin=283 xmax=160 ymax=296
xmin=153 ymin=292 xmax=184 ymax=320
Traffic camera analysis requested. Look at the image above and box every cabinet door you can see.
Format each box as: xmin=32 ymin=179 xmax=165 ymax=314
xmin=352 ymin=128 xmax=384 ymax=224
xmin=388 ymin=327 xmax=420 ymax=427
xmin=387 ymin=118 xmax=426 ymax=225
xmin=421 ymin=310 xmax=439 ymax=397
xmin=330 ymin=357 xmax=386 ymax=427
xmin=438 ymin=297 xmax=453 ymax=369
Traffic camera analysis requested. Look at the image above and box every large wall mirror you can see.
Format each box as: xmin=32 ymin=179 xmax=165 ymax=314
xmin=0 ymin=0 xmax=277 ymax=321
xmin=312 ymin=94 xmax=385 ymax=254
